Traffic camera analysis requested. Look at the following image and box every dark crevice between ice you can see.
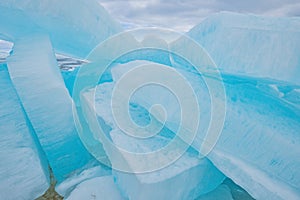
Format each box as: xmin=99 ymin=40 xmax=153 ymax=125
xmin=35 ymin=166 xmax=63 ymax=200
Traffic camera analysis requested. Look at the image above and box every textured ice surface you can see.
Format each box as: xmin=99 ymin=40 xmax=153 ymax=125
xmin=0 ymin=0 xmax=121 ymax=58
xmin=81 ymin=82 xmax=225 ymax=200
xmin=205 ymin=74 xmax=300 ymax=200
xmin=56 ymin=165 xmax=111 ymax=196
xmin=6 ymin=35 xmax=97 ymax=188
xmin=184 ymin=12 xmax=300 ymax=85
xmin=0 ymin=5 xmax=299 ymax=199
xmin=0 ymin=64 xmax=49 ymax=200
xmin=65 ymin=176 xmax=124 ymax=200
xmin=111 ymin=61 xmax=300 ymax=200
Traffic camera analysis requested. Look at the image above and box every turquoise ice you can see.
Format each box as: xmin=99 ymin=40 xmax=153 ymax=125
xmin=80 ymin=83 xmax=225 ymax=200
xmin=0 ymin=0 xmax=121 ymax=196
xmin=186 ymin=12 xmax=300 ymax=85
xmin=5 ymin=34 xmax=103 ymax=195
xmin=0 ymin=1 xmax=299 ymax=199
xmin=110 ymin=59 xmax=300 ymax=200
xmin=0 ymin=64 xmax=49 ymax=200
xmin=0 ymin=0 xmax=121 ymax=58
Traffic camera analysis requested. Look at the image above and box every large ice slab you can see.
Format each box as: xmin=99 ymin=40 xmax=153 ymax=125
xmin=81 ymin=82 xmax=225 ymax=200
xmin=184 ymin=12 xmax=300 ymax=85
xmin=65 ymin=176 xmax=124 ymax=200
xmin=6 ymin=35 xmax=100 ymax=187
xmin=0 ymin=64 xmax=49 ymax=200
xmin=110 ymin=61 xmax=300 ymax=200
xmin=0 ymin=0 xmax=121 ymax=58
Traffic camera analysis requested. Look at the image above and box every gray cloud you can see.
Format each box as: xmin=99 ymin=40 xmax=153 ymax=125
xmin=98 ymin=0 xmax=300 ymax=32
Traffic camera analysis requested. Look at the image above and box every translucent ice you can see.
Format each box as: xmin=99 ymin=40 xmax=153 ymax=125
xmin=185 ymin=12 xmax=300 ymax=85
xmin=110 ymin=61 xmax=300 ymax=200
xmin=6 ymin=35 xmax=98 ymax=187
xmin=0 ymin=64 xmax=49 ymax=200
xmin=0 ymin=0 xmax=121 ymax=58
xmin=196 ymin=184 xmax=233 ymax=200
xmin=65 ymin=176 xmax=124 ymax=200
xmin=0 ymin=4 xmax=298 ymax=199
xmin=56 ymin=165 xmax=111 ymax=196
xmin=80 ymin=82 xmax=225 ymax=200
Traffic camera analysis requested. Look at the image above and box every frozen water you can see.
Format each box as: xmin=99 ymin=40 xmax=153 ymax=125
xmin=56 ymin=165 xmax=111 ymax=196
xmin=80 ymin=82 xmax=225 ymax=200
xmin=110 ymin=60 xmax=300 ymax=200
xmin=0 ymin=40 xmax=12 ymax=63
xmin=196 ymin=184 xmax=233 ymax=200
xmin=65 ymin=176 xmax=124 ymax=200
xmin=0 ymin=64 xmax=49 ymax=200
xmin=0 ymin=0 xmax=122 ymax=58
xmin=0 ymin=0 xmax=121 ymax=196
xmin=6 ymin=34 xmax=99 ymax=188
xmin=0 ymin=3 xmax=299 ymax=199
xmin=185 ymin=12 xmax=300 ymax=85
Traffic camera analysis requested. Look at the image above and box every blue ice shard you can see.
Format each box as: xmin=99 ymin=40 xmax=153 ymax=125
xmin=185 ymin=12 xmax=300 ymax=85
xmin=0 ymin=0 xmax=122 ymax=193
xmin=0 ymin=0 xmax=121 ymax=58
xmin=0 ymin=64 xmax=49 ymax=200
xmin=6 ymin=35 xmax=97 ymax=186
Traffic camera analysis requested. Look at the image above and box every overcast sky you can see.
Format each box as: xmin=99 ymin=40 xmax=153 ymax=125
xmin=98 ymin=0 xmax=300 ymax=32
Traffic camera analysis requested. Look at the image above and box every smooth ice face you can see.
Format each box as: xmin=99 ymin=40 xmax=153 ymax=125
xmin=110 ymin=61 xmax=300 ymax=200
xmin=0 ymin=64 xmax=49 ymax=200
xmin=80 ymin=81 xmax=225 ymax=200
xmin=183 ymin=12 xmax=300 ymax=85
xmin=65 ymin=176 xmax=124 ymax=200
xmin=0 ymin=0 xmax=122 ymax=58
xmin=5 ymin=34 xmax=106 ymax=192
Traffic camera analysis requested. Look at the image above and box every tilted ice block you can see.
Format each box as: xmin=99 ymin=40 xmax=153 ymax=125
xmin=65 ymin=176 xmax=124 ymax=200
xmin=0 ymin=0 xmax=121 ymax=58
xmin=178 ymin=12 xmax=300 ymax=85
xmin=81 ymin=83 xmax=225 ymax=200
xmin=0 ymin=64 xmax=49 ymax=200
xmin=204 ymin=74 xmax=300 ymax=200
xmin=6 ymin=35 xmax=104 ymax=188
xmin=111 ymin=61 xmax=300 ymax=200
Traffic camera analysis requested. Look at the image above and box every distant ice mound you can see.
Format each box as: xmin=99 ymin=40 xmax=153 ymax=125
xmin=187 ymin=12 xmax=300 ymax=85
